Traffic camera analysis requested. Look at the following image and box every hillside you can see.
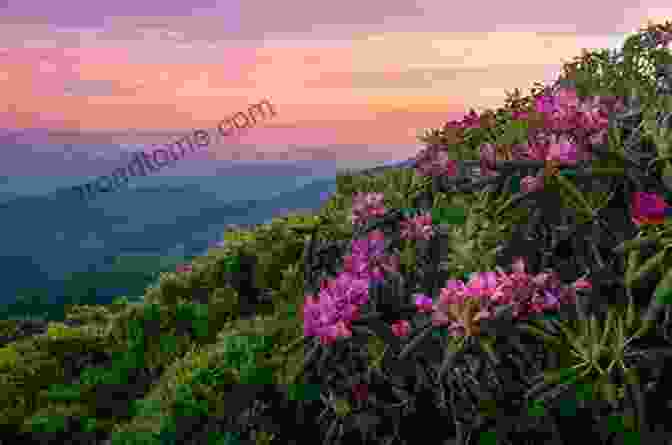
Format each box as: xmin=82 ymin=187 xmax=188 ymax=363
xmin=0 ymin=20 xmax=671 ymax=445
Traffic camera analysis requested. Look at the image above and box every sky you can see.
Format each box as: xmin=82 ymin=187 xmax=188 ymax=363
xmin=1 ymin=0 xmax=671 ymax=165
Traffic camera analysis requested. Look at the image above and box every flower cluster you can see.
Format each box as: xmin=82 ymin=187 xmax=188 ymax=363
xmin=304 ymin=228 xmax=401 ymax=345
xmin=303 ymin=272 xmax=369 ymax=345
xmin=654 ymin=30 xmax=672 ymax=47
xmin=414 ymin=146 xmax=458 ymax=177
xmin=399 ymin=212 xmax=434 ymax=241
xmin=413 ymin=84 xmax=626 ymax=198
xmin=479 ymin=87 xmax=625 ymax=192
xmin=413 ymin=110 xmax=491 ymax=177
xmin=350 ymin=192 xmax=386 ymax=226
xmin=344 ymin=230 xmax=400 ymax=283
xmin=641 ymin=20 xmax=672 ymax=48
xmin=413 ymin=258 xmax=589 ymax=337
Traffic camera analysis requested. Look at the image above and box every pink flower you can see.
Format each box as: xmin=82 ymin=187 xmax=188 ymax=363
xmin=511 ymin=257 xmax=526 ymax=274
xmin=317 ymin=324 xmax=349 ymax=345
xmin=521 ymin=175 xmax=544 ymax=193
xmin=365 ymin=193 xmax=385 ymax=207
xmin=176 ymin=264 xmax=193 ymax=273
xmin=462 ymin=109 xmax=481 ymax=128
xmin=329 ymin=319 xmax=353 ymax=339
xmin=535 ymin=94 xmax=561 ymax=115
xmin=631 ymin=192 xmax=668 ymax=225
xmin=512 ymin=110 xmax=531 ymax=120
xmin=343 ymin=253 xmax=369 ymax=278
xmin=369 ymin=254 xmax=399 ymax=281
xmin=303 ymin=269 xmax=370 ymax=342
xmin=547 ymin=134 xmax=578 ymax=164
xmin=368 ymin=229 xmax=386 ymax=242
xmin=351 ymin=192 xmax=387 ymax=225
xmin=463 ymin=271 xmax=499 ymax=299
xmin=303 ymin=295 xmax=325 ymax=337
xmin=414 ymin=146 xmax=458 ymax=177
xmin=391 ymin=320 xmax=411 ymax=337
xmin=655 ymin=30 xmax=672 ymax=46
xmin=400 ymin=213 xmax=435 ymax=241
xmin=532 ymin=271 xmax=561 ymax=289
xmin=589 ymin=129 xmax=608 ymax=146
xmin=440 ymin=280 xmax=468 ymax=304
xmin=573 ymin=278 xmax=592 ymax=290
xmin=432 ymin=150 xmax=458 ymax=176
xmin=554 ymin=87 xmax=580 ymax=110
xmin=479 ymin=142 xmax=498 ymax=177
xmin=431 ymin=307 xmax=453 ymax=327
xmin=414 ymin=294 xmax=434 ymax=312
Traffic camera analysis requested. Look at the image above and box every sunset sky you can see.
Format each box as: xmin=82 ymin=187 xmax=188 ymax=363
xmin=1 ymin=0 xmax=671 ymax=163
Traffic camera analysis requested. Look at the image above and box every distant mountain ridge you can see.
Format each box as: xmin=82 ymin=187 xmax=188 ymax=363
xmin=0 ymin=157 xmax=416 ymax=321
xmin=338 ymin=158 xmax=416 ymax=175
xmin=354 ymin=158 xmax=417 ymax=176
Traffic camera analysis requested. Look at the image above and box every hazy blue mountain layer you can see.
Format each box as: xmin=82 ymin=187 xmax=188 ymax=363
xmin=0 ymin=154 xmax=415 ymax=321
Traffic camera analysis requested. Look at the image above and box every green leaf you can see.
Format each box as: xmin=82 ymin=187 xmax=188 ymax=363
xmin=541 ymin=367 xmax=579 ymax=386
xmin=599 ymin=307 xmax=616 ymax=352
xmin=518 ymin=321 xmax=565 ymax=347
xmin=45 ymin=383 xmax=82 ymax=402
xmin=555 ymin=174 xmax=594 ymax=218
xmin=614 ymin=235 xmax=661 ymax=255
xmin=527 ymin=399 xmax=547 ymax=417
xmin=626 ymin=249 xmax=667 ymax=288
xmin=556 ymin=318 xmax=583 ymax=350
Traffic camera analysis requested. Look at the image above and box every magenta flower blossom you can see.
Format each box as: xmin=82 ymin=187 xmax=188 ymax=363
xmin=631 ymin=192 xmax=668 ymax=225
xmin=573 ymin=278 xmax=592 ymax=290
xmin=531 ymin=271 xmax=562 ymax=290
xmin=479 ymin=142 xmax=498 ymax=177
xmin=351 ymin=192 xmax=387 ymax=225
xmin=414 ymin=146 xmax=458 ymax=177
xmin=315 ymin=319 xmax=353 ymax=345
xmin=655 ymin=30 xmax=672 ymax=46
xmin=518 ymin=133 xmax=580 ymax=192
xmin=324 ymin=272 xmax=370 ymax=308
xmin=302 ymin=270 xmax=368 ymax=343
xmin=369 ymin=255 xmax=399 ymax=282
xmin=432 ymin=283 xmax=493 ymax=336
xmin=346 ymin=231 xmax=398 ymax=282
xmin=547 ymin=133 xmax=579 ymax=164
xmin=400 ymin=213 xmax=434 ymax=241
xmin=390 ymin=320 xmax=411 ymax=337
xmin=535 ymin=94 xmax=562 ymax=115
xmin=422 ymin=258 xmax=580 ymax=336
xmin=367 ymin=230 xmax=387 ymax=256
xmin=520 ymin=175 xmax=545 ymax=193
xmin=414 ymin=294 xmax=434 ymax=312
xmin=462 ymin=271 xmax=499 ymax=299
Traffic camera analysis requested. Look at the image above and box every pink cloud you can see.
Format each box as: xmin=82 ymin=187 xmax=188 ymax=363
xmin=2 ymin=1 xmax=670 ymax=161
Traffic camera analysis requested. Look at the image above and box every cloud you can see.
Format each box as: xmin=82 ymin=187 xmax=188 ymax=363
xmin=312 ymin=65 xmax=560 ymax=90
xmin=62 ymin=78 xmax=141 ymax=97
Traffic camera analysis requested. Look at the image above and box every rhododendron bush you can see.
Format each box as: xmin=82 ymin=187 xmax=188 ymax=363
xmin=290 ymin=20 xmax=672 ymax=445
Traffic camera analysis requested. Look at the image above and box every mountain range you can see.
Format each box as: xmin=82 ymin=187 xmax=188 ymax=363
xmin=0 ymin=149 xmax=417 ymax=321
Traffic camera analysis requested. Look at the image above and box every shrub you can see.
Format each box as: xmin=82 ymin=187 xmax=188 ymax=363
xmin=64 ymin=304 xmax=112 ymax=324
xmin=46 ymin=322 xmax=83 ymax=341
xmin=0 ymin=345 xmax=19 ymax=370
